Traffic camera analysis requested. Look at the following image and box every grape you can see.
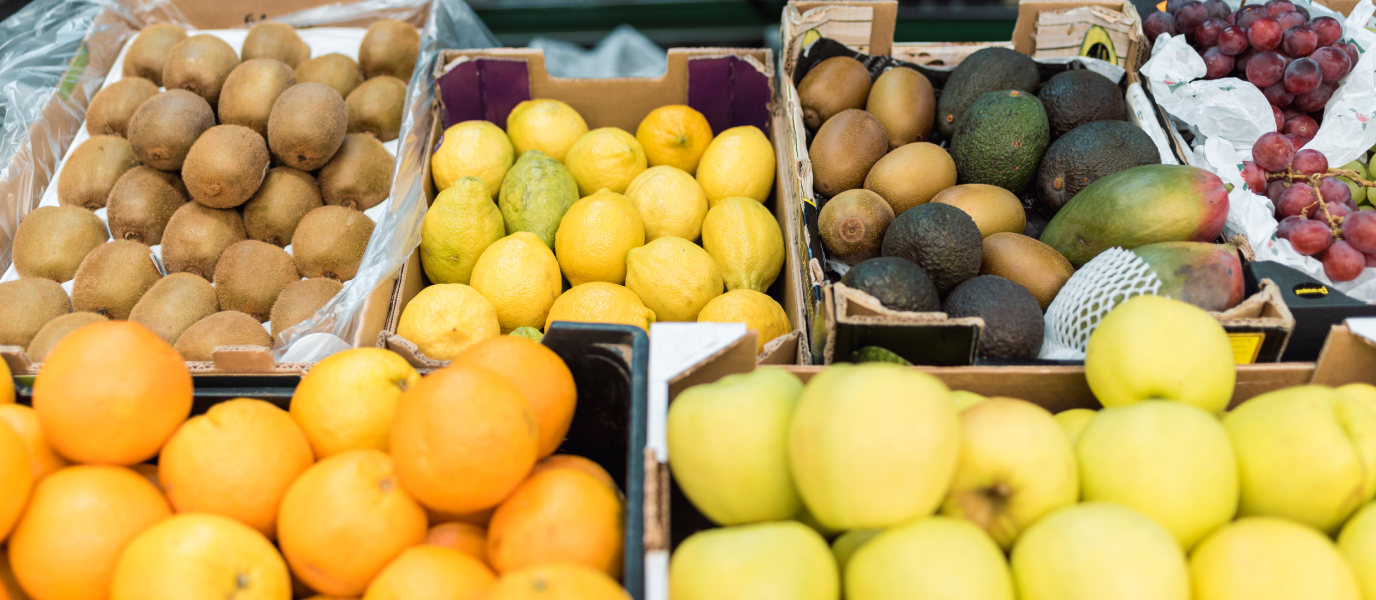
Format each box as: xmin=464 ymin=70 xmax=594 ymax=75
xmin=1293 ymin=81 xmax=1335 ymax=112
xmin=1293 ymin=149 xmax=1329 ymax=176
xmin=1277 ymin=10 xmax=1307 ymax=30
xmin=1145 ymin=11 xmax=1178 ymax=41
xmin=1263 ymin=82 xmax=1294 ymax=106
xmin=1279 ymin=182 xmax=1318 ymax=217
xmin=1310 ymin=16 xmax=1343 ymax=47
xmin=1166 ymin=0 xmax=1188 ymax=12
xmin=1217 ymin=25 xmax=1250 ymax=55
xmin=1283 ymin=57 xmax=1322 ymax=94
xmin=1266 ymin=0 xmax=1295 ymax=16
xmin=1312 ymin=46 xmax=1352 ymax=82
xmin=1326 ymin=201 xmax=1354 ymax=220
xmin=1272 ymin=105 xmax=1286 ymax=129
xmin=1282 ymin=107 xmax=1303 ymax=121
xmin=1248 ymin=17 xmax=1284 ymax=50
xmin=1294 ymin=5 xmax=1310 ymax=19
xmin=1289 ymin=217 xmax=1334 ymax=254
xmin=1243 ymin=160 xmax=1269 ymax=193
xmin=1366 ymin=252 xmax=1376 ymax=268
xmin=1202 ymin=46 xmax=1235 ymax=79
xmin=1205 ymin=0 xmax=1232 ymax=19
xmin=1282 ymin=25 xmax=1318 ymax=56
xmin=1344 ymin=210 xmax=1376 ymax=253
xmin=1278 ymin=214 xmax=1306 ymax=238
xmin=1323 ymin=241 xmax=1365 ymax=281
xmin=1237 ymin=7 xmax=1268 ymax=29
xmin=1177 ymin=1 xmax=1208 ymax=34
xmin=1236 ymin=47 xmax=1261 ymax=74
xmin=1196 ymin=18 xmax=1227 ymax=46
xmin=1253 ymin=131 xmax=1297 ymax=171
xmin=1339 ymin=42 xmax=1360 ymax=67
xmin=1320 ymin=177 xmax=1354 ymax=208
xmin=1226 ymin=10 xmax=1238 ymax=24
xmin=1286 ymin=133 xmax=1311 ymax=150
xmin=1247 ymin=51 xmax=1287 ymax=88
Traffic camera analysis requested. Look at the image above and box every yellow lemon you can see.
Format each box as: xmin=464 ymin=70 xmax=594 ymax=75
xmin=291 ymin=347 xmax=421 ymax=458
xmin=470 ymin=232 xmax=563 ymax=333
xmin=564 ymin=128 xmax=648 ymax=196
xmin=636 ymin=105 xmax=714 ymax=174
xmin=625 ymin=237 xmax=723 ymax=322
xmin=701 ymin=197 xmax=784 ymax=292
xmin=624 ymin=166 xmax=709 ymax=242
xmin=554 ymin=189 xmax=645 ymax=286
xmin=697 ymin=290 xmax=791 ymax=354
xmin=397 ymin=284 xmax=501 ymax=361
xmin=431 ymin=120 xmax=515 ymax=194
xmin=420 ymin=177 xmax=505 ymax=285
xmin=506 ymin=99 xmax=589 ymax=163
xmin=546 ymin=282 xmax=656 ymax=332
xmin=696 ymin=125 xmax=775 ymax=206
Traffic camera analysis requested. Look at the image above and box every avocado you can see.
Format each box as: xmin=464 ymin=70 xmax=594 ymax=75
xmin=1037 ymin=69 xmax=1127 ymax=138
xmin=942 ymin=275 xmax=1044 ymax=360
xmin=852 ymin=346 xmax=913 ymax=365
xmin=1035 ymin=120 xmax=1161 ymax=215
xmin=819 ymin=189 xmax=895 ymax=266
xmin=810 ymin=109 xmax=889 ymax=198
xmin=981 ymin=232 xmax=1074 ymax=311
xmin=951 ymin=90 xmax=1050 ymax=195
xmin=840 ymin=257 xmax=940 ymax=313
xmin=936 ymin=47 xmax=1040 ymax=138
xmin=880 ymin=202 xmax=982 ymax=294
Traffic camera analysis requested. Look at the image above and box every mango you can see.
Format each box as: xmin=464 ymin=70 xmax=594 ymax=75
xmin=670 ymin=521 xmax=839 ymax=600
xmin=1131 ymin=242 xmax=1244 ymax=312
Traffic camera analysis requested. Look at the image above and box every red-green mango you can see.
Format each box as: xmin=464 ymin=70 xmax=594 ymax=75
xmin=1131 ymin=242 xmax=1245 ymax=313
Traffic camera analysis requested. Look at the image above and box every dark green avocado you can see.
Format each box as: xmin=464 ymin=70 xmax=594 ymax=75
xmin=880 ymin=202 xmax=983 ymax=294
xmin=942 ymin=275 xmax=1044 ymax=360
xmin=1035 ymin=120 xmax=1161 ymax=215
xmin=936 ymin=47 xmax=1040 ymax=137
xmin=950 ymin=89 xmax=1050 ymax=195
xmin=840 ymin=256 xmax=940 ymax=313
xmin=1037 ymin=69 xmax=1127 ymax=137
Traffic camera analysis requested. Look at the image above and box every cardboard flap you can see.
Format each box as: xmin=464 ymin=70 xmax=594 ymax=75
xmin=1215 ymin=279 xmax=1295 ymax=325
xmin=643 ymin=448 xmax=669 ymax=552
xmin=666 ymin=331 xmax=758 ymax=402
xmin=210 ymin=346 xmax=279 ymax=372
xmin=1313 ymin=324 xmax=1376 ymax=385
xmin=384 ymin=332 xmax=450 ymax=370
xmin=0 ymin=347 xmax=36 ymax=376
xmin=759 ymin=331 xmax=801 ymax=365
xmin=835 ymin=283 xmax=984 ymax=329
xmin=786 ymin=1 xmax=898 ymax=58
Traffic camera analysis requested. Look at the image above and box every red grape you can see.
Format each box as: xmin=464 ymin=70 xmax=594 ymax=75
xmin=1283 ymin=57 xmax=1322 ymax=94
xmin=1166 ymin=0 xmax=1187 ymax=12
xmin=1253 ymin=131 xmax=1296 ymax=171
xmin=1272 ymin=105 xmax=1286 ymax=129
xmin=1248 ymin=17 xmax=1284 ymax=50
xmin=1238 ymin=7 xmax=1268 ymax=29
xmin=1366 ymin=252 xmax=1376 ymax=268
xmin=1263 ymin=82 xmax=1295 ymax=106
xmin=1323 ymin=241 xmax=1365 ymax=281
xmin=1278 ymin=214 xmax=1306 ymax=238
xmin=1293 ymin=81 xmax=1335 ymax=112
xmin=1227 ymin=10 xmax=1238 ymax=24
xmin=1294 ymin=5 xmax=1310 ymax=19
xmin=1283 ymin=107 xmax=1303 ymax=121
xmin=1177 ymin=1 xmax=1209 ymax=34
xmin=1218 ymin=25 xmax=1250 ymax=55
xmin=1236 ymin=47 xmax=1261 ymax=74
xmin=1279 ymin=182 xmax=1318 ymax=217
xmin=1282 ymin=25 xmax=1319 ymax=56
xmin=1311 ymin=16 xmax=1343 ymax=47
xmin=1344 ymin=210 xmax=1376 ymax=253
xmin=1267 ymin=179 xmax=1290 ymax=204
xmin=1319 ymin=176 xmax=1353 ymax=207
xmin=1196 ymin=18 xmax=1227 ymax=46
xmin=1243 ymin=160 xmax=1269 ymax=192
xmin=1286 ymin=133 xmax=1311 ymax=150
xmin=1145 ymin=11 xmax=1178 ymax=41
xmin=1205 ymin=0 xmax=1232 ymax=19
xmin=1266 ymin=0 xmax=1296 ymax=15
xmin=1277 ymin=10 xmax=1307 ymax=30
xmin=1204 ymin=46 xmax=1237 ymax=79
xmin=1312 ymin=46 xmax=1352 ymax=82
xmin=1339 ymin=42 xmax=1360 ymax=67
xmin=1292 ymin=148 xmax=1329 ymax=175
xmin=1289 ymin=217 xmax=1334 ymax=254
xmin=1247 ymin=51 xmax=1287 ymax=88
xmin=1326 ymin=201 xmax=1354 ymax=220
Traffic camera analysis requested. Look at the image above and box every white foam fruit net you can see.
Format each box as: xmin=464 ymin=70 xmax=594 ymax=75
xmin=1040 ymin=248 xmax=1163 ymax=360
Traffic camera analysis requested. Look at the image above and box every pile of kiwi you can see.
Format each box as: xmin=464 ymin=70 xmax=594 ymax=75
xmin=5 ymin=19 xmax=417 ymax=363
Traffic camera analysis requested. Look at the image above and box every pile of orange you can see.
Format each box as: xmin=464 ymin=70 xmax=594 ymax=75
xmin=0 ymin=321 xmax=631 ymax=600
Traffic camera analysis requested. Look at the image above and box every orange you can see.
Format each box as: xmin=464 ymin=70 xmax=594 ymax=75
xmin=488 ymin=563 xmax=631 ymax=600
xmin=451 ymin=337 xmax=577 ymax=458
xmin=488 ymin=469 xmax=624 ymax=577
xmin=9 ymin=465 xmax=170 ymax=600
xmin=636 ymin=105 xmax=714 ymax=175
xmin=0 ymin=422 xmax=30 ymax=542
xmin=0 ymin=404 xmax=69 ymax=480
xmin=0 ymin=548 xmax=19 ymax=600
xmin=159 ymin=399 xmax=314 ymax=539
xmin=110 ymin=513 xmax=290 ymax=600
xmin=362 ymin=546 xmax=495 ymax=600
xmin=391 ymin=365 xmax=539 ymax=514
xmin=291 ymin=348 xmax=421 ymax=459
xmin=277 ymin=449 xmax=428 ymax=597
xmin=529 ymin=455 xmax=618 ymax=494
xmin=0 ymin=359 xmax=13 ymax=405
xmin=32 ymin=321 xmax=191 ymax=465
xmin=424 ymin=522 xmax=489 ymax=565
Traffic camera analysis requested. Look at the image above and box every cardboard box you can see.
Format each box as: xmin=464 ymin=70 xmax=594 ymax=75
xmin=1248 ymin=260 xmax=1376 ymax=362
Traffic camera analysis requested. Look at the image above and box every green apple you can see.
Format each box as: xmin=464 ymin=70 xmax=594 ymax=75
xmin=1011 ymin=503 xmax=1189 ymax=600
xmin=1192 ymin=517 xmax=1361 ymax=600
xmin=671 ymin=520 xmax=839 ymax=600
xmin=951 ymin=390 xmax=987 ymax=411
xmin=667 ymin=367 xmax=804 ymax=526
xmin=832 ymin=528 xmax=880 ymax=575
xmin=847 ymin=517 xmax=1014 ymax=600
xmin=1076 ymin=400 xmax=1238 ymax=550
xmin=1223 ymin=385 xmax=1376 ymax=533
xmin=1085 ymin=295 xmax=1235 ymax=413
xmin=1053 ymin=408 xmax=1096 ymax=445
xmin=790 ymin=364 xmax=959 ymax=530
xmin=1338 ymin=502 xmax=1376 ymax=600
xmin=939 ymin=399 xmax=1078 ymax=550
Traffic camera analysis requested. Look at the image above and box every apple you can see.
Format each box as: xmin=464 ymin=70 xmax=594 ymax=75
xmin=1338 ymin=501 xmax=1376 ymax=600
xmin=939 ymin=399 xmax=1078 ymax=550
xmin=1192 ymin=517 xmax=1361 ymax=600
xmin=1338 ymin=383 xmax=1376 ymax=416
xmin=951 ymin=391 xmax=987 ymax=411
xmin=670 ymin=520 xmax=838 ymax=600
xmin=1053 ymin=408 xmax=1096 ymax=445
xmin=831 ymin=528 xmax=880 ymax=575
xmin=1011 ymin=503 xmax=1189 ymax=600
xmin=846 ymin=516 xmax=1014 ymax=600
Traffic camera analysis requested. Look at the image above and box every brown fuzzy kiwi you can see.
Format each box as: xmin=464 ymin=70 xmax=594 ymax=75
xmin=106 ymin=167 xmax=189 ymax=245
xmin=161 ymin=34 xmax=240 ymax=106
xmin=292 ymin=206 xmax=374 ymax=281
xmin=127 ymin=89 xmax=216 ymax=171
xmin=27 ymin=312 xmax=108 ymax=362
xmin=267 ymin=83 xmax=347 ymax=171
xmin=294 ymin=54 xmax=364 ymax=101
xmin=269 ymin=277 xmax=341 ymax=338
xmin=240 ymin=22 xmax=311 ymax=68
xmin=12 ymin=206 xmax=110 ymax=282
xmin=86 ymin=78 xmax=159 ymax=138
xmin=318 ymin=134 xmax=394 ymax=211
xmin=128 ymin=272 xmax=219 ymax=346
xmin=70 ymin=240 xmax=162 ymax=320
xmin=56 ymin=135 xmax=140 ymax=210
xmin=173 ymin=311 xmax=272 ymax=362
xmin=358 ymin=19 xmax=420 ymax=81
xmin=0 ymin=278 xmax=72 ymax=348
xmin=243 ymin=167 xmax=322 ymax=246
xmin=181 ymin=125 xmax=271 ymax=209
xmin=121 ymin=24 xmax=187 ymax=86
xmin=160 ymin=202 xmax=246 ymax=279
xmin=345 ymin=76 xmax=406 ymax=142
xmin=218 ymin=59 xmax=297 ymax=137
xmin=213 ymin=240 xmax=300 ymax=322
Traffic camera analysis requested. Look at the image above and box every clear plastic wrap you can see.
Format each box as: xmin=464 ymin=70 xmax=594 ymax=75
xmin=531 ymin=24 xmax=669 ymax=78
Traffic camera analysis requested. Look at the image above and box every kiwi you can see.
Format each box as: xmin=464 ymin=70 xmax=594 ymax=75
xmin=56 ymin=135 xmax=140 ymax=210
xmin=12 ymin=206 xmax=109 ymax=282
xmin=292 ymin=206 xmax=374 ymax=281
xmin=181 ymin=125 xmax=270 ymax=209
xmin=161 ymin=202 xmax=247 ymax=279
xmin=127 ymin=89 xmax=216 ymax=171
xmin=270 ymin=277 xmax=342 ymax=339
xmin=268 ymin=83 xmax=348 ymax=171
xmin=319 ymin=134 xmax=393 ymax=211
xmin=121 ymin=24 xmax=188 ymax=86
xmin=797 ymin=56 xmax=872 ymax=130
xmin=243 ymin=167 xmax=323 ymax=246
xmin=818 ymin=189 xmax=895 ymax=266
xmin=809 ymin=109 xmax=889 ymax=198
xmin=240 ymin=22 xmax=311 ymax=68
xmin=106 ymin=167 xmax=189 ymax=245
xmin=173 ymin=311 xmax=273 ymax=362
xmin=128 ymin=272 xmax=220 ymax=346
xmin=27 ymin=312 xmax=108 ymax=362
xmin=345 ymin=76 xmax=406 ymax=142
xmin=294 ymin=54 xmax=364 ymax=101
xmin=866 ymin=67 xmax=936 ymax=150
xmin=162 ymin=34 xmax=240 ymax=106
xmin=214 ymin=240 xmax=301 ymax=322
xmin=71 ymin=240 xmax=162 ymax=320
xmin=0 ymin=278 xmax=72 ymax=348
xmin=358 ymin=19 xmax=420 ymax=81
xmin=218 ymin=59 xmax=298 ymax=137
xmin=86 ymin=78 xmax=159 ymax=137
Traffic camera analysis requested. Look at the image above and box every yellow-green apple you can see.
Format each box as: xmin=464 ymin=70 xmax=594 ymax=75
xmin=1338 ymin=501 xmax=1376 ymax=600
xmin=847 ymin=516 xmax=1013 ymax=600
xmin=670 ymin=520 xmax=838 ymax=600
xmin=1339 ymin=383 xmax=1376 ymax=415
xmin=1011 ymin=502 xmax=1189 ymax=600
xmin=1192 ymin=517 xmax=1361 ymax=600
xmin=951 ymin=390 xmax=986 ymax=411
xmin=1054 ymin=408 xmax=1096 ymax=444
xmin=831 ymin=529 xmax=880 ymax=576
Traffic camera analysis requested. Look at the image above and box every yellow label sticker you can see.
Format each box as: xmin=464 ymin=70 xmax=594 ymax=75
xmin=1157 ymin=1 xmax=1167 ymax=11
xmin=1229 ymin=333 xmax=1265 ymax=364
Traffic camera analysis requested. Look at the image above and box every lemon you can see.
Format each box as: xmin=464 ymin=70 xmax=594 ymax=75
xmin=554 ymin=189 xmax=645 ymax=286
xmin=470 ymin=232 xmax=563 ymax=333
xmin=290 ymin=347 xmax=421 ymax=458
xmin=625 ymin=237 xmax=724 ymax=322
xmin=698 ymin=289 xmax=791 ymax=354
xmin=624 ymin=165 xmax=710 ymax=242
xmin=546 ymin=282 xmax=656 ymax=332
xmin=564 ymin=127 xmax=648 ymax=196
xmin=636 ymin=105 xmax=714 ymax=174
xmin=499 ymin=150 xmax=580 ymax=249
xmin=696 ymin=125 xmax=775 ymax=206
xmin=701 ymin=196 xmax=785 ymax=292
xmin=431 ymin=120 xmax=515 ymax=194
xmin=420 ymin=177 xmax=505 ymax=285
xmin=506 ymin=99 xmax=589 ymax=163
xmin=397 ymin=284 xmax=501 ymax=361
